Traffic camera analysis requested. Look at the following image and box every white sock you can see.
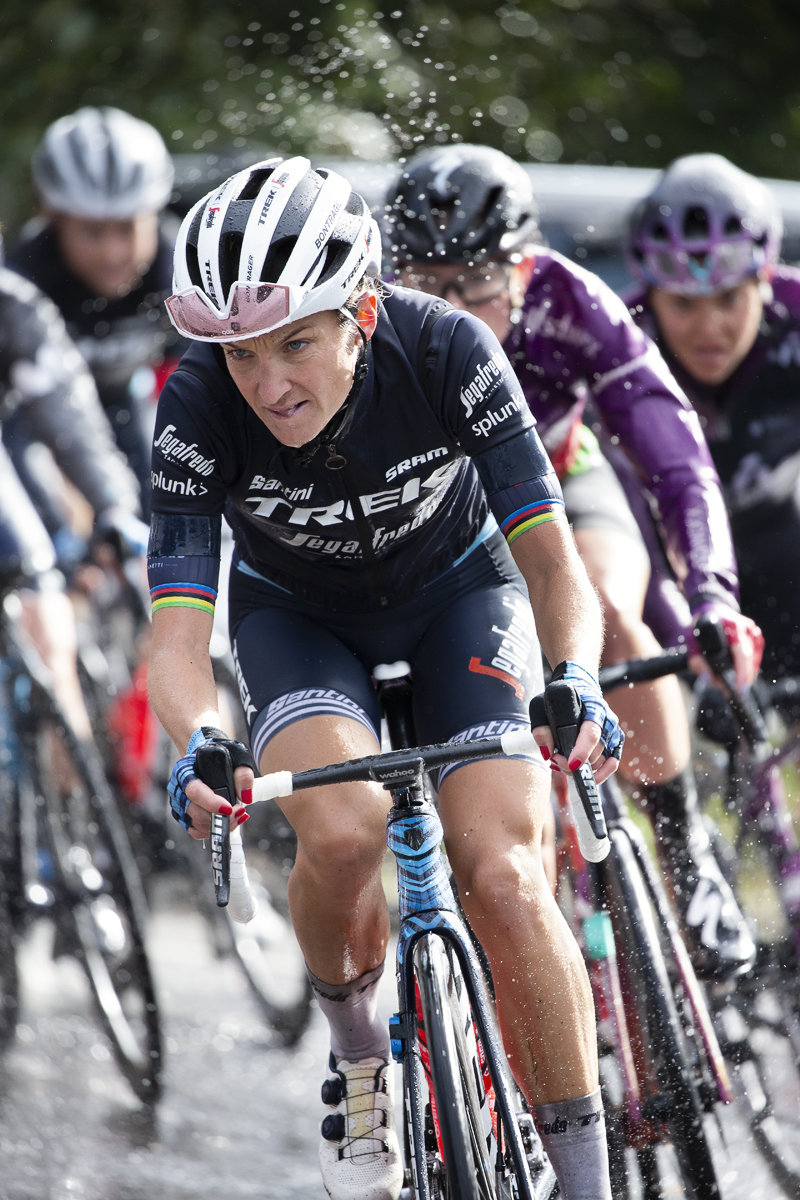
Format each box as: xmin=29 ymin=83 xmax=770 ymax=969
xmin=307 ymin=961 xmax=390 ymax=1063
xmin=533 ymin=1088 xmax=612 ymax=1200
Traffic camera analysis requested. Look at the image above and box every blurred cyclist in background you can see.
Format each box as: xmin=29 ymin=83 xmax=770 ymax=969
xmin=386 ymin=145 xmax=761 ymax=980
xmin=626 ymin=154 xmax=800 ymax=932
xmin=7 ymin=106 xmax=182 ymax=519
xmin=0 ymin=260 xmax=144 ymax=743
xmin=627 ymin=154 xmax=800 ymax=684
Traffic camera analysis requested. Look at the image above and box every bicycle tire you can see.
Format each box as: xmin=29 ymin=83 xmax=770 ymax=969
xmin=415 ymin=934 xmax=490 ymax=1200
xmin=22 ymin=705 xmax=162 ymax=1103
xmin=707 ymin=826 xmax=800 ymax=1197
xmin=602 ymin=827 xmax=720 ymax=1200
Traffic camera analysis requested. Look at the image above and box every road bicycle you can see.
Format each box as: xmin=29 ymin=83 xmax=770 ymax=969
xmin=198 ymin=652 xmax=733 ymax=1198
xmin=73 ymin=545 xmax=314 ymax=1047
xmin=541 ymin=671 xmax=728 ymax=1200
xmin=197 ymin=663 xmax=561 ymax=1200
xmin=597 ymin=620 xmax=800 ymax=1198
xmin=0 ymin=586 xmax=162 ymax=1103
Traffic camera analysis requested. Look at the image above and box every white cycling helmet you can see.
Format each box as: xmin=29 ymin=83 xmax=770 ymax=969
xmin=32 ymin=107 xmax=174 ymax=219
xmin=166 ymin=156 xmax=382 ymax=342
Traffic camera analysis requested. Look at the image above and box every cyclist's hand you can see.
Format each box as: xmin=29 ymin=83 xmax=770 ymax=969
xmin=530 ymin=661 xmax=624 ymax=783
xmin=168 ymin=727 xmax=255 ymax=840
xmin=689 ymin=606 xmax=764 ymax=691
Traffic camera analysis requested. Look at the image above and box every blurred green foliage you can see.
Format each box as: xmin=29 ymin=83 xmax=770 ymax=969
xmin=3 ymin=0 xmax=800 ymax=230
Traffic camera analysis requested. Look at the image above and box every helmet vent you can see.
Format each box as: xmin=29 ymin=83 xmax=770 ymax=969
xmin=651 ymin=222 xmax=669 ymax=243
xmin=238 ymin=168 xmax=277 ymax=202
xmin=683 ymin=206 xmax=709 ymax=240
xmin=261 ymin=236 xmax=296 ymax=284
xmin=724 ymin=215 xmax=742 ymax=236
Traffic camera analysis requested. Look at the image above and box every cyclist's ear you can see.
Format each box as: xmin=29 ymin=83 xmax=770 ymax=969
xmin=509 ymin=253 xmax=536 ymax=305
xmin=355 ymin=292 xmax=379 ymax=341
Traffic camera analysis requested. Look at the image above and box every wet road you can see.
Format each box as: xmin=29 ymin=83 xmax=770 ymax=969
xmin=3 ymin=879 xmax=798 ymax=1200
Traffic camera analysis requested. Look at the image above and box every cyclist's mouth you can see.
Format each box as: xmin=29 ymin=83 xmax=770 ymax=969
xmin=267 ymin=399 xmax=309 ymax=421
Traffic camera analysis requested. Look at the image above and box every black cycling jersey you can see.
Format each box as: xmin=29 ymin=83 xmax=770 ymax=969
xmin=148 ymin=287 xmax=551 ymax=612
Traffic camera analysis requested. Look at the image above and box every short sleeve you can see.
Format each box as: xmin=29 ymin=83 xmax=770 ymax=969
xmin=150 ymin=368 xmax=232 ymax=518
xmin=425 ymin=310 xmax=535 ymax=456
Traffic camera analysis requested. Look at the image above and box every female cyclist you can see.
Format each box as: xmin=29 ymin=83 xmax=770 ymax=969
xmin=148 ymin=157 xmax=623 ymax=1200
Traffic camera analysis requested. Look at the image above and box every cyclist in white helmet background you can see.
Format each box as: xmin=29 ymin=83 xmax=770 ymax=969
xmin=7 ymin=106 xmax=183 ymax=520
xmin=386 ymin=144 xmax=761 ymax=982
xmin=148 ymin=155 xmax=625 ymax=1200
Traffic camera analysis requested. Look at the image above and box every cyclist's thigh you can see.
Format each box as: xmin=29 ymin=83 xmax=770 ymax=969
xmin=230 ymin=600 xmax=382 ymax=769
xmin=230 ymin=598 xmax=387 ymax=849
xmin=411 ymin=561 xmax=545 ymax=760
xmin=410 ymin=566 xmax=551 ymax=861
xmin=563 ymin=456 xmax=650 ymax=617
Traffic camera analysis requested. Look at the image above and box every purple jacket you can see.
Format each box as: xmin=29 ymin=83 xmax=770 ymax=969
xmin=626 ymin=266 xmax=800 ymax=502
xmin=504 ymin=246 xmax=739 ymax=614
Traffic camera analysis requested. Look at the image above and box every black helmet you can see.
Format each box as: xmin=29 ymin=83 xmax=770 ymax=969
xmin=385 ymin=145 xmax=539 ymax=265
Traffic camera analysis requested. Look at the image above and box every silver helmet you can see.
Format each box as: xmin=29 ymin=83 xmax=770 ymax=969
xmin=32 ymin=107 xmax=174 ymax=219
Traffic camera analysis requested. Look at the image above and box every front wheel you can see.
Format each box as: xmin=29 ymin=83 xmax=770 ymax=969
xmin=24 ymin=709 xmax=162 ymax=1103
xmin=603 ymin=829 xmax=720 ymax=1200
xmin=415 ymin=934 xmax=491 ymax=1200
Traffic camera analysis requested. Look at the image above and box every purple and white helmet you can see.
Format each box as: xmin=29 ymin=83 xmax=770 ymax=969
xmin=627 ymin=153 xmax=782 ymax=294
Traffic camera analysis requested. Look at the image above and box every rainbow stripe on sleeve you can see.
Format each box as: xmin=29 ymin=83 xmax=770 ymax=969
xmin=150 ymin=582 xmax=217 ymax=616
xmin=501 ymin=497 xmax=565 ymax=546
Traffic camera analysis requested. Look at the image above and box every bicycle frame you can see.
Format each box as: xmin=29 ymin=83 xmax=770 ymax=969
xmin=385 ymin=764 xmax=556 ymax=1200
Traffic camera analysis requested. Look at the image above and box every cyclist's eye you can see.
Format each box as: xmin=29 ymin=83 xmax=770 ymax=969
xmin=287 ymin=339 xmax=308 ymax=352
xmin=226 ymin=348 xmax=251 ymax=361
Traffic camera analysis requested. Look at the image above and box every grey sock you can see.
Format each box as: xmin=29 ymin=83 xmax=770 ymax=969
xmin=533 ymin=1087 xmax=611 ymax=1200
xmin=307 ymin=961 xmax=390 ymax=1063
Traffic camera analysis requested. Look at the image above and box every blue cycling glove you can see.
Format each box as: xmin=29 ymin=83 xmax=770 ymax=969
xmin=551 ymin=661 xmax=625 ymax=760
xmin=167 ymin=728 xmax=211 ymax=830
xmin=167 ymin=727 xmax=258 ymax=830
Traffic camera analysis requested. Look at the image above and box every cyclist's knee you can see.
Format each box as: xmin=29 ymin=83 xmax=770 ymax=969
xmin=456 ymin=844 xmax=550 ymax=928
xmin=292 ymin=793 xmax=387 ymax=891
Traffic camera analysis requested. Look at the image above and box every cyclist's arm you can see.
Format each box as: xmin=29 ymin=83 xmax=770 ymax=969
xmin=3 ymin=271 xmax=140 ymax=516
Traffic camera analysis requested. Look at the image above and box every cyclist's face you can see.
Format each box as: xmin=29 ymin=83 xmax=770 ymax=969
xmin=221 ymin=298 xmax=377 ymax=447
xmin=399 ymin=260 xmax=523 ymax=343
xmin=53 ymin=212 xmax=159 ymax=299
xmin=649 ymin=279 xmax=763 ymax=386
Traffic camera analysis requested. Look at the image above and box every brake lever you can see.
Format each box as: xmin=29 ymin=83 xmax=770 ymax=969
xmin=532 ymin=682 xmax=610 ymax=862
xmin=195 ymin=743 xmax=234 ymax=906
xmin=693 ymin=614 xmax=767 ymax=749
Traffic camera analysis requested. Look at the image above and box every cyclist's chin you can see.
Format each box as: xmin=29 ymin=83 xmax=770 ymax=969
xmin=262 ymin=399 xmax=323 ymax=447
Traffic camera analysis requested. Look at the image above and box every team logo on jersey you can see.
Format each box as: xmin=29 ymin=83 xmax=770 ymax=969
xmin=522 ymin=301 xmax=602 ymax=360
xmin=460 ymin=350 xmax=506 ymax=419
xmin=467 ymin=595 xmax=534 ymax=696
xmin=151 ymin=469 xmax=208 ymax=497
xmin=471 ymin=395 xmax=525 ymax=439
xmin=154 ymin=424 xmax=216 ymax=476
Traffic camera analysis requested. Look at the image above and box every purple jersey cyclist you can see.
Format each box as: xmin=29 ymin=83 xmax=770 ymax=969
xmin=625 ymin=153 xmax=800 ymax=682
xmin=625 ymin=153 xmax=800 ymax=928
xmin=387 ymin=144 xmax=761 ymax=980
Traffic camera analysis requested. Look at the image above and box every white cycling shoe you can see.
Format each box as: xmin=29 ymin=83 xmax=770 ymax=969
xmin=319 ymin=1053 xmax=404 ymax=1200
